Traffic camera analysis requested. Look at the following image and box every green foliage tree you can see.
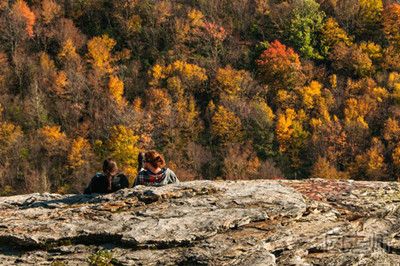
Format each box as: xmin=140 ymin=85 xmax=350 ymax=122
xmin=287 ymin=0 xmax=325 ymax=59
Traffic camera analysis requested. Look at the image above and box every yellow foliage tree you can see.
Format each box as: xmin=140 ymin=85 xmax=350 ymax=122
xmin=276 ymin=109 xmax=308 ymax=152
xmin=165 ymin=60 xmax=207 ymax=82
xmin=344 ymin=78 xmax=389 ymax=129
xmin=188 ymin=9 xmax=204 ymax=27
xmin=0 ymin=122 xmax=23 ymax=153
xmin=39 ymin=125 xmax=66 ymax=144
xmin=68 ymin=137 xmax=92 ymax=170
xmin=276 ymin=109 xmax=295 ymax=153
xmin=299 ymin=80 xmax=322 ymax=110
xmin=87 ymin=35 xmax=117 ymax=74
xmin=149 ymin=60 xmax=207 ymax=95
xmin=58 ymin=39 xmax=80 ymax=61
xmin=276 ymin=108 xmax=309 ymax=169
xmin=296 ymin=81 xmax=334 ymax=123
xmin=211 ymin=105 xmax=243 ymax=145
xmin=107 ymin=125 xmax=140 ymax=179
xmin=392 ymin=143 xmax=400 ymax=167
xmin=359 ymin=41 xmax=382 ymax=61
xmin=166 ymin=76 xmax=184 ymax=100
xmin=108 ymin=75 xmax=126 ymax=108
xmin=359 ymin=0 xmax=383 ymax=27
xmin=351 ymin=138 xmax=387 ymax=180
xmin=54 ymin=71 xmax=68 ymax=95
xmin=173 ymin=96 xmax=203 ymax=145
xmin=392 ymin=143 xmax=400 ymax=179
xmin=383 ymin=117 xmax=400 ymax=145
xmin=38 ymin=125 xmax=69 ymax=156
xmin=388 ymin=72 xmax=400 ymax=103
xmin=389 ymin=72 xmax=400 ymax=85
xmin=320 ymin=17 xmax=352 ymax=56
xmin=365 ymin=140 xmax=387 ymax=178
xmin=310 ymin=157 xmax=349 ymax=180
xmin=215 ymin=66 xmax=248 ymax=96
xmin=344 ymin=98 xmax=369 ymax=128
xmin=276 ymin=89 xmax=297 ymax=110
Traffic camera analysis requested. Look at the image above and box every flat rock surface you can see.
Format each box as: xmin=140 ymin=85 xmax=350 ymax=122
xmin=0 ymin=179 xmax=399 ymax=265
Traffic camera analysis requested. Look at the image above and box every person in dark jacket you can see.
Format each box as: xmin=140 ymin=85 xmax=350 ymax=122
xmin=133 ymin=150 xmax=179 ymax=187
xmin=84 ymin=159 xmax=129 ymax=194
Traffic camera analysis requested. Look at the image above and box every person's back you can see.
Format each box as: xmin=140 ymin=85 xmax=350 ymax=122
xmin=84 ymin=172 xmax=109 ymax=194
xmin=133 ymin=151 xmax=179 ymax=187
xmin=84 ymin=159 xmax=129 ymax=194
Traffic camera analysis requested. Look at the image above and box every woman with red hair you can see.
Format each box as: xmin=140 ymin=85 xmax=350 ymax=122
xmin=133 ymin=150 xmax=179 ymax=187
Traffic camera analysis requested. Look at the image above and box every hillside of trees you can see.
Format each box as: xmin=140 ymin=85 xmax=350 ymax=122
xmin=1 ymin=0 xmax=400 ymax=194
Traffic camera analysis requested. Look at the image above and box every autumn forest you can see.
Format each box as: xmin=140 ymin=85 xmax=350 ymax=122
xmin=1 ymin=0 xmax=400 ymax=194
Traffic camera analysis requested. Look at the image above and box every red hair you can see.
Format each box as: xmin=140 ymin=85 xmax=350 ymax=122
xmin=145 ymin=150 xmax=166 ymax=169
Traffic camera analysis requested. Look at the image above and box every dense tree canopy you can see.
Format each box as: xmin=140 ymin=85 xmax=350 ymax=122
xmin=0 ymin=0 xmax=400 ymax=195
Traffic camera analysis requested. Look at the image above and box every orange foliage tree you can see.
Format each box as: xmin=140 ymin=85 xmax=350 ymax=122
xmin=11 ymin=0 xmax=36 ymax=37
xmin=256 ymin=40 xmax=302 ymax=88
xmin=383 ymin=4 xmax=400 ymax=47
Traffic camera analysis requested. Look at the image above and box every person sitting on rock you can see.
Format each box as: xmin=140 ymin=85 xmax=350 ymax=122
xmin=84 ymin=159 xmax=129 ymax=194
xmin=133 ymin=150 xmax=179 ymax=187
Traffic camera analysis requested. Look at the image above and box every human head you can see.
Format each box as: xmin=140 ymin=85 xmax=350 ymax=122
xmin=144 ymin=150 xmax=165 ymax=169
xmin=103 ymin=159 xmax=118 ymax=176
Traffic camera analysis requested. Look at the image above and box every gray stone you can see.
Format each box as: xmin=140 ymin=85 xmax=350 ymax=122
xmin=0 ymin=179 xmax=399 ymax=265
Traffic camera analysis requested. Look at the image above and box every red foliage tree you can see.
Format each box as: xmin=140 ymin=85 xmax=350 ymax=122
xmin=256 ymin=40 xmax=302 ymax=88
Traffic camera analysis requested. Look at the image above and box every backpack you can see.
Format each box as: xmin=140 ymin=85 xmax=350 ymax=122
xmin=84 ymin=172 xmax=129 ymax=194
xmin=111 ymin=173 xmax=129 ymax=191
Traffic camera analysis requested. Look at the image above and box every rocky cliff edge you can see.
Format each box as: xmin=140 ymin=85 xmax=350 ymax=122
xmin=1 ymin=179 xmax=400 ymax=265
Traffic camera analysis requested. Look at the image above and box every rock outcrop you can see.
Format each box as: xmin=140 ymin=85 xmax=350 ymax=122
xmin=1 ymin=179 xmax=400 ymax=265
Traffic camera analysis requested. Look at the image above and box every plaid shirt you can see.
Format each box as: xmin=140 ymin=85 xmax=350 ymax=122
xmin=133 ymin=168 xmax=179 ymax=187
